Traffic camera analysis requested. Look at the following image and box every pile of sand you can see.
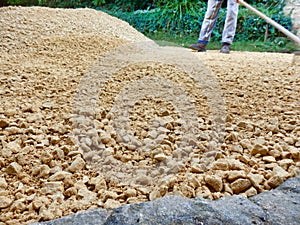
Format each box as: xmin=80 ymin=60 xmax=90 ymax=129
xmin=0 ymin=6 xmax=299 ymax=225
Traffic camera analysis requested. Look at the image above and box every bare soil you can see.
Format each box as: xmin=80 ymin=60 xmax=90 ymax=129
xmin=0 ymin=6 xmax=299 ymax=225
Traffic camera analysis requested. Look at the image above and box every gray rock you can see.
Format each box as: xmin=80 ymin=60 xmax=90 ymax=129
xmin=34 ymin=208 xmax=110 ymax=225
xmin=250 ymin=175 xmax=300 ymax=225
xmin=32 ymin=175 xmax=300 ymax=225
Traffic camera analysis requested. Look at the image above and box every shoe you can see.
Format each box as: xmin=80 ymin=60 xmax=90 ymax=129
xmin=189 ymin=43 xmax=206 ymax=52
xmin=220 ymin=43 xmax=230 ymax=54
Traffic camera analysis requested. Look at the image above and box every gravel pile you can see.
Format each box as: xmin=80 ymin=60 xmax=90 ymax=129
xmin=0 ymin=6 xmax=299 ymax=225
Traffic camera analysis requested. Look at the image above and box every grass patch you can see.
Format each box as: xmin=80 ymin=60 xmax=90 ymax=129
xmin=231 ymin=41 xmax=300 ymax=53
xmin=146 ymin=31 xmax=300 ymax=53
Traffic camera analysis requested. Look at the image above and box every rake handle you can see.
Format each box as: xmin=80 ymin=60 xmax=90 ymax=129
xmin=239 ymin=0 xmax=300 ymax=45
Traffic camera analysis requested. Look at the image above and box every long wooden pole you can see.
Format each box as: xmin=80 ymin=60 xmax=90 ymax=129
xmin=239 ymin=0 xmax=300 ymax=45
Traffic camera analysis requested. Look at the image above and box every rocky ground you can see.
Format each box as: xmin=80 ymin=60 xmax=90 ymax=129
xmin=0 ymin=6 xmax=299 ymax=225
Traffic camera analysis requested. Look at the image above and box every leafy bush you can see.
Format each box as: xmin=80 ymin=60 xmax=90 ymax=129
xmin=4 ymin=0 xmax=38 ymax=6
xmin=235 ymin=2 xmax=292 ymax=42
xmin=111 ymin=0 xmax=293 ymax=43
xmin=155 ymin=0 xmax=205 ymax=34
xmin=103 ymin=0 xmax=156 ymax=11
xmin=112 ymin=0 xmax=205 ymax=36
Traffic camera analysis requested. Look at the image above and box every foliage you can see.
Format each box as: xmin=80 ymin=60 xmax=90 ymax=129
xmin=5 ymin=0 xmax=38 ymax=6
xmin=103 ymin=0 xmax=156 ymax=11
xmin=92 ymin=0 xmax=105 ymax=7
xmin=111 ymin=0 xmax=205 ymax=36
xmin=111 ymin=0 xmax=293 ymax=43
xmin=236 ymin=2 xmax=292 ymax=42
xmin=155 ymin=0 xmax=205 ymax=34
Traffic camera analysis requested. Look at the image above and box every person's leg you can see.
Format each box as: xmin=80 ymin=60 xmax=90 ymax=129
xmin=190 ymin=0 xmax=223 ymax=51
xmin=198 ymin=0 xmax=224 ymax=44
xmin=221 ymin=0 xmax=239 ymax=45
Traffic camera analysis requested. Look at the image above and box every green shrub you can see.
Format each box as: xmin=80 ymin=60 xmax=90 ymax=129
xmin=5 ymin=0 xmax=38 ymax=6
xmin=111 ymin=0 xmax=293 ymax=43
xmin=235 ymin=2 xmax=292 ymax=42
xmin=112 ymin=0 xmax=205 ymax=36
